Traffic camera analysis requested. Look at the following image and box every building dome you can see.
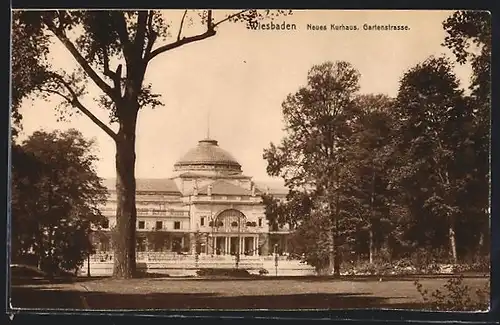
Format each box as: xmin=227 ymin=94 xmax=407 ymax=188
xmin=174 ymin=138 xmax=242 ymax=174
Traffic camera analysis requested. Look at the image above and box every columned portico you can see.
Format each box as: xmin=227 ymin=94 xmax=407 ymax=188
xmin=210 ymin=234 xmax=259 ymax=256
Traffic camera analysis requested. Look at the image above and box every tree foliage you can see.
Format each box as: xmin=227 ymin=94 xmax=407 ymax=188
xmin=394 ymin=56 xmax=476 ymax=262
xmin=264 ymin=61 xmax=365 ymax=274
xmin=443 ymin=11 xmax=491 ymax=102
xmin=263 ymin=10 xmax=490 ymax=272
xmin=443 ymin=10 xmax=490 ymax=256
xmin=11 ymin=129 xmax=108 ymax=274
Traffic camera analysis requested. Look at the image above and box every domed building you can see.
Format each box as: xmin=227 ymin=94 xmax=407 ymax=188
xmin=95 ymin=137 xmax=292 ymax=261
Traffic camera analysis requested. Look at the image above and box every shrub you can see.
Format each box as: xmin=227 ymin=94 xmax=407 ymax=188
xmin=409 ymin=247 xmax=449 ymax=274
xmin=259 ymin=268 xmax=269 ymax=275
xmin=196 ymin=268 xmax=252 ymax=277
xmin=414 ymin=276 xmax=490 ymax=311
xmin=453 ymin=255 xmax=490 ymax=274
xmin=342 ymin=259 xmax=417 ymax=276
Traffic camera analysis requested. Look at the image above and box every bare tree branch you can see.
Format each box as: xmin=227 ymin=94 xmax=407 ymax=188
xmin=135 ymin=11 xmax=148 ymax=57
xmin=146 ymin=9 xmax=255 ymax=62
xmin=102 ymin=46 xmax=114 ymax=79
xmin=147 ymin=28 xmax=216 ymax=62
xmin=39 ymin=87 xmax=72 ymax=102
xmin=146 ymin=10 xmax=154 ymax=33
xmin=177 ymin=10 xmax=188 ymax=41
xmin=70 ymin=96 xmax=118 ymax=141
xmin=207 ymin=10 xmax=213 ymax=29
xmin=143 ymin=11 xmax=157 ymax=59
xmin=100 ymin=47 xmax=124 ymax=102
xmin=42 ymin=18 xmax=116 ymax=101
xmin=213 ymin=9 xmax=250 ymax=28
xmin=45 ymin=75 xmax=118 ymax=140
xmin=111 ymin=12 xmax=133 ymax=60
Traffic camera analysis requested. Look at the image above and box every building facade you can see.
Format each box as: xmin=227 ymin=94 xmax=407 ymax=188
xmin=94 ymin=137 xmax=292 ymax=259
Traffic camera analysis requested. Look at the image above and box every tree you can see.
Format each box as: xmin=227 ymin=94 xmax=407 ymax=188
xmin=289 ymin=209 xmax=332 ymax=273
xmin=394 ymin=56 xmax=475 ymax=263
xmin=12 ymin=9 xmax=291 ymax=278
xmin=348 ymin=94 xmax=398 ymax=263
xmin=443 ymin=10 xmax=491 ymax=256
xmin=262 ymin=191 xmax=311 ymax=231
xmin=11 ymin=129 xmax=108 ymax=274
xmin=264 ymin=61 xmax=363 ymax=275
xmin=11 ymin=15 xmax=50 ymax=138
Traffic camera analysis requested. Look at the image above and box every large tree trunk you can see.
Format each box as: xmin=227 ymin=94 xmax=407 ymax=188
xmin=478 ymin=232 xmax=484 ymax=257
xmin=369 ymin=170 xmax=376 ymax=264
xmin=328 ymin=225 xmax=335 ymax=274
xmin=333 ymin=218 xmax=341 ymax=277
xmin=369 ymin=228 xmax=374 ymax=264
xmin=449 ymin=219 xmax=457 ymax=264
xmin=331 ymin=166 xmax=341 ymax=277
xmin=112 ymin=113 xmax=138 ymax=279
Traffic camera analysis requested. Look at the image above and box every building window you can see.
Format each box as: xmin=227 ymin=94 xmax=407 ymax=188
xmin=102 ymin=219 xmax=109 ymax=229
xmin=138 ymin=220 xmax=145 ymax=229
xmin=258 ymin=218 xmax=263 ymax=227
xmin=137 ymin=238 xmax=146 ymax=252
xmin=174 ymin=221 xmax=181 ymax=230
xmin=156 ymin=221 xmax=163 ymax=230
xmin=200 ymin=217 xmax=205 ymax=226
xmin=172 ymin=237 xmax=182 ymax=253
xmin=100 ymin=238 xmax=110 ymax=252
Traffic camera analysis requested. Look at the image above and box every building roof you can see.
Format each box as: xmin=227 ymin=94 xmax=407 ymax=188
xmin=102 ymin=178 xmax=288 ymax=197
xmin=103 ymin=178 xmax=181 ymax=194
xmin=197 ymin=180 xmax=253 ymax=196
xmin=254 ymin=181 xmax=289 ymax=196
xmin=174 ymin=139 xmax=241 ymax=170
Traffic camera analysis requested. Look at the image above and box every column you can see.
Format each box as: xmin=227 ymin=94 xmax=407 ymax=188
xmin=189 ymin=233 xmax=196 ymax=254
xmin=144 ymin=236 xmax=149 ymax=252
xmin=210 ymin=235 xmax=215 ymax=255
xmin=253 ymin=236 xmax=258 ymax=256
xmin=240 ymin=237 xmax=244 ymax=255
xmin=206 ymin=234 xmax=211 ymax=255
xmin=225 ymin=237 xmax=229 ymax=255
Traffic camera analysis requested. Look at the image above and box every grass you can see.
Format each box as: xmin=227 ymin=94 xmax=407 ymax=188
xmin=10 ymin=275 xmax=490 ymax=310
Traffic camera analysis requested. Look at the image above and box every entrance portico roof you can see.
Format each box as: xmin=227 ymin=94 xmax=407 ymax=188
xmin=196 ymin=180 xmax=261 ymax=196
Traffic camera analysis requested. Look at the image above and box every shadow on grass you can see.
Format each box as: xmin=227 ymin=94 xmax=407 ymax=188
xmin=10 ymin=286 xmax=408 ymax=310
xmin=10 ymin=276 xmax=113 ymax=286
xmin=164 ymin=274 xmax=488 ymax=283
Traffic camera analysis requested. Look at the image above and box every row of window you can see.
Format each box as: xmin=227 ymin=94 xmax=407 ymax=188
xmin=199 ymin=217 xmax=264 ymax=227
xmin=97 ymin=219 xmax=182 ymax=230
xmin=137 ymin=220 xmax=182 ymax=230
xmin=100 ymin=218 xmax=265 ymax=230
xmin=102 ymin=207 xmax=186 ymax=214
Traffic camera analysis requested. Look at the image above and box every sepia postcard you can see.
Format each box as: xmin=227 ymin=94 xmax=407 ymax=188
xmin=8 ymin=9 xmax=491 ymax=314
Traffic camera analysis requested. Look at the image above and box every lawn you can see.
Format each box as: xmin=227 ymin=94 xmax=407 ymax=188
xmin=10 ymin=275 xmax=490 ymax=310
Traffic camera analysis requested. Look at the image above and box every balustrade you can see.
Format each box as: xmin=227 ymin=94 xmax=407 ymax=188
xmin=89 ymin=251 xmax=272 ymax=263
xmin=100 ymin=209 xmax=189 ymax=217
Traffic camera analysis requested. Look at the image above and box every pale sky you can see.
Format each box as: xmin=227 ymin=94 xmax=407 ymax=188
xmin=16 ymin=10 xmax=472 ymax=183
